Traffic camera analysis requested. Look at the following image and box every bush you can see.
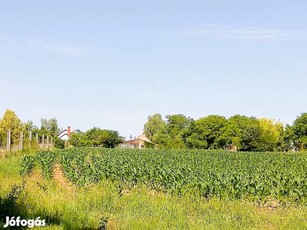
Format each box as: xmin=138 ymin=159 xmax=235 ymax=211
xmin=54 ymin=138 xmax=65 ymax=149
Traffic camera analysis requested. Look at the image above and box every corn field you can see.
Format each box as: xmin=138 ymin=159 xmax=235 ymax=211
xmin=21 ymin=148 xmax=307 ymax=204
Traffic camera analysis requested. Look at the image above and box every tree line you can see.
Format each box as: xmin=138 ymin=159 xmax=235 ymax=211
xmin=1 ymin=109 xmax=306 ymax=151
xmin=0 ymin=109 xmax=123 ymax=150
xmin=143 ymin=113 xmax=307 ymax=151
xmin=0 ymin=109 xmax=65 ymax=149
xmin=69 ymin=128 xmax=123 ymax=148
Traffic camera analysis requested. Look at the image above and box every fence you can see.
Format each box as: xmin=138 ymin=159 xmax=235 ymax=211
xmin=1 ymin=129 xmax=54 ymax=152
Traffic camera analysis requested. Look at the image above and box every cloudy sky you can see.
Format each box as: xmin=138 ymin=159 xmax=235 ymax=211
xmin=1 ymin=1 xmax=307 ymax=138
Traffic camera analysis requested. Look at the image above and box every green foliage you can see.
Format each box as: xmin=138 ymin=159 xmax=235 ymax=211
xmin=22 ymin=148 xmax=307 ymax=204
xmin=218 ymin=115 xmax=261 ymax=151
xmin=0 ymin=184 xmax=25 ymax=223
xmin=21 ymin=151 xmax=56 ymax=179
xmin=0 ymin=132 xmax=4 ymax=149
xmin=185 ymin=133 xmax=208 ymax=149
xmin=40 ymin=118 xmax=59 ymax=137
xmin=70 ymin=132 xmax=89 ymax=147
xmin=186 ymin=115 xmax=227 ymax=149
xmin=99 ymin=129 xmax=123 ymax=148
xmin=144 ymin=113 xmax=292 ymax=151
xmin=20 ymin=155 xmax=35 ymax=177
xmin=0 ymin=109 xmax=24 ymax=146
xmin=257 ymin=118 xmax=284 ymax=151
xmin=1 ymin=108 xmax=307 ymax=152
xmin=70 ymin=128 xmax=123 ymax=148
xmin=164 ymin=114 xmax=193 ymax=149
xmin=3 ymin=153 xmax=307 ymax=229
xmin=36 ymin=151 xmax=56 ymax=179
xmin=144 ymin=114 xmax=193 ymax=149
xmin=23 ymin=120 xmax=37 ymax=133
xmin=165 ymin=114 xmax=192 ymax=135
xmin=144 ymin=113 xmax=166 ymax=144
xmin=279 ymin=125 xmax=294 ymax=151
xmin=292 ymin=113 xmax=307 ymax=150
xmin=54 ymin=137 xmax=65 ymax=149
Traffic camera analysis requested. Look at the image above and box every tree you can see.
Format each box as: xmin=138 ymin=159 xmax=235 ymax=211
xmin=20 ymin=120 xmax=39 ymax=148
xmin=164 ymin=114 xmax=193 ymax=149
xmin=40 ymin=118 xmax=59 ymax=137
xmin=23 ymin=120 xmax=38 ymax=133
xmin=54 ymin=137 xmax=65 ymax=149
xmin=0 ymin=118 xmax=4 ymax=148
xmin=84 ymin=127 xmax=103 ymax=147
xmin=0 ymin=109 xmax=24 ymax=146
xmin=218 ymin=115 xmax=261 ymax=151
xmin=70 ymin=127 xmax=123 ymax=148
xmin=280 ymin=124 xmax=294 ymax=151
xmin=186 ymin=115 xmax=227 ymax=149
xmin=217 ymin=121 xmax=241 ymax=149
xmin=143 ymin=114 xmax=166 ymax=144
xmin=257 ymin=118 xmax=284 ymax=151
xmin=292 ymin=113 xmax=307 ymax=150
xmin=143 ymin=114 xmax=193 ymax=149
xmin=70 ymin=132 xmax=90 ymax=147
xmin=99 ymin=130 xmax=123 ymax=148
xmin=185 ymin=132 xmax=208 ymax=149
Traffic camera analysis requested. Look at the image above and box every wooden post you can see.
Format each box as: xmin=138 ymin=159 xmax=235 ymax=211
xmin=29 ymin=130 xmax=32 ymax=141
xmin=28 ymin=130 xmax=32 ymax=148
xmin=42 ymin=134 xmax=45 ymax=148
xmin=19 ymin=131 xmax=23 ymax=151
xmin=6 ymin=129 xmax=11 ymax=151
xmin=47 ymin=136 xmax=49 ymax=148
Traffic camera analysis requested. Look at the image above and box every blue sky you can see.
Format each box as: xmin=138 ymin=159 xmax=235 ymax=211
xmin=1 ymin=1 xmax=307 ymax=139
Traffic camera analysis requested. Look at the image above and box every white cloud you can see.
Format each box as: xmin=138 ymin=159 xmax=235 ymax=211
xmin=180 ymin=25 xmax=307 ymax=41
xmin=31 ymin=39 xmax=86 ymax=55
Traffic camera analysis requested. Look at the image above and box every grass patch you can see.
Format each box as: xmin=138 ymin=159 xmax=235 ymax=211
xmin=0 ymin=154 xmax=23 ymax=197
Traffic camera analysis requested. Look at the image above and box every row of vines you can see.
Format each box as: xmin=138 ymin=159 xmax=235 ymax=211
xmin=21 ymin=148 xmax=307 ymax=204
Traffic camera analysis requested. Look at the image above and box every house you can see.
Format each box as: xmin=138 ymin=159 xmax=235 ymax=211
xmin=224 ymin=144 xmax=237 ymax=152
xmin=57 ymin=126 xmax=71 ymax=141
xmin=119 ymin=134 xmax=154 ymax=149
